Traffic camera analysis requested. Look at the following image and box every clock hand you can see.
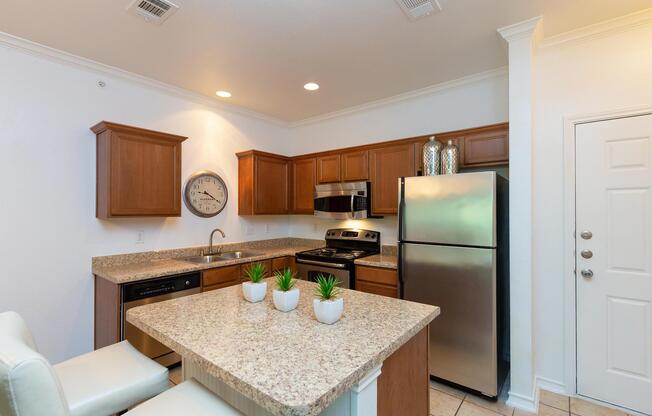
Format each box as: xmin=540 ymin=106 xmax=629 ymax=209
xmin=201 ymin=191 xmax=219 ymax=202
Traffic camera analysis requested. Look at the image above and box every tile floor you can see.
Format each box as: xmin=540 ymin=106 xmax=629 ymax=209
xmin=428 ymin=379 xmax=636 ymax=416
xmin=169 ymin=367 xmax=634 ymax=416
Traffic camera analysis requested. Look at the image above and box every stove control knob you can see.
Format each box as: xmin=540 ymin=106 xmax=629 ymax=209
xmin=365 ymin=233 xmax=370 ymax=238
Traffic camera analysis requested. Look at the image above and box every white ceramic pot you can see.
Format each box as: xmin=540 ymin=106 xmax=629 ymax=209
xmin=313 ymin=297 xmax=344 ymax=325
xmin=272 ymin=288 xmax=300 ymax=312
xmin=242 ymin=281 xmax=267 ymax=303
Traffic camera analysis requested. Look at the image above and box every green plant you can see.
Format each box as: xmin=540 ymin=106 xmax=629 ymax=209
xmin=274 ymin=268 xmax=296 ymax=292
xmin=244 ymin=262 xmax=266 ymax=283
xmin=314 ymin=274 xmax=341 ymax=301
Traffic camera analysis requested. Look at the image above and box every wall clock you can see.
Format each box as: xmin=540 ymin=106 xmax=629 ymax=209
xmin=184 ymin=170 xmax=228 ymax=217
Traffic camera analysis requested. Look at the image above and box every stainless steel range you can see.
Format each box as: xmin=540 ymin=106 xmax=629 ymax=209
xmin=296 ymin=229 xmax=381 ymax=289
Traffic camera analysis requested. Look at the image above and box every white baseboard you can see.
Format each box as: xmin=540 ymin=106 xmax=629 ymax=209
xmin=536 ymin=376 xmax=567 ymax=395
xmin=507 ymin=385 xmax=539 ymax=414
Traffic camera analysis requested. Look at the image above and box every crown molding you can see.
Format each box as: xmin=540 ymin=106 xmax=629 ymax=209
xmin=0 ymin=31 xmax=289 ymax=127
xmin=289 ymin=66 xmax=508 ymax=128
xmin=539 ymin=7 xmax=652 ymax=49
xmin=498 ymin=16 xmax=542 ymax=42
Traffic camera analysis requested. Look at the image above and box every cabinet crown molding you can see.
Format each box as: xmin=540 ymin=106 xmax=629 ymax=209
xmin=90 ymin=121 xmax=188 ymax=143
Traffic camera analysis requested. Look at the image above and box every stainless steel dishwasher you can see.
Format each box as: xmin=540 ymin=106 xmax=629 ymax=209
xmin=122 ymin=272 xmax=201 ymax=367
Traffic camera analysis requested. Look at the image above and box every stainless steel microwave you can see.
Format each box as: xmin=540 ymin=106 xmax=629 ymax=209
xmin=314 ymin=182 xmax=372 ymax=220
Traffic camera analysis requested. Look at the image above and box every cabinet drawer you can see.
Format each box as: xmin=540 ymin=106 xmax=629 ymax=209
xmin=356 ymin=265 xmax=398 ymax=286
xmin=202 ymin=280 xmax=239 ymax=292
xmin=240 ymin=260 xmax=272 ymax=282
xmin=202 ymin=265 xmax=241 ymax=287
xmin=356 ymin=280 xmax=398 ymax=298
xmin=271 ymin=256 xmax=296 ymax=273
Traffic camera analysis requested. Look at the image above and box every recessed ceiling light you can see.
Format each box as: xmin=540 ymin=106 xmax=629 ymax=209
xmin=216 ymin=90 xmax=232 ymax=98
xmin=304 ymin=82 xmax=320 ymax=91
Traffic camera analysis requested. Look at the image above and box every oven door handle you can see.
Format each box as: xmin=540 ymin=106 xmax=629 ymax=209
xmin=296 ymin=259 xmax=349 ymax=269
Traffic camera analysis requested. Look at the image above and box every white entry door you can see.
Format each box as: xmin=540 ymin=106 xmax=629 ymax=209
xmin=576 ymin=114 xmax=652 ymax=415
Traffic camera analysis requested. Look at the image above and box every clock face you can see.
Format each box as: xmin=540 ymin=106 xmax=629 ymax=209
xmin=184 ymin=171 xmax=228 ymax=217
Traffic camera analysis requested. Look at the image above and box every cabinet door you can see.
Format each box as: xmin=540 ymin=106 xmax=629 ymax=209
xmin=255 ymin=155 xmax=289 ymax=214
xmin=317 ymin=154 xmax=341 ymax=183
xmin=92 ymin=122 xmax=187 ymax=218
xmin=341 ymin=150 xmax=369 ymax=182
xmin=271 ymin=256 xmax=296 ymax=274
xmin=463 ymin=129 xmax=509 ymax=166
xmin=202 ymin=265 xmax=241 ymax=289
xmin=291 ymin=158 xmax=316 ymax=214
xmin=369 ymin=144 xmax=415 ymax=215
xmin=356 ymin=280 xmax=398 ymax=298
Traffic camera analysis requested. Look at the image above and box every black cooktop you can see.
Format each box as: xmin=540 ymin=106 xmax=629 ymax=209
xmin=296 ymin=228 xmax=381 ymax=264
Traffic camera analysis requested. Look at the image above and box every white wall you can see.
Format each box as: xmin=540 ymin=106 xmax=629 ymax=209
xmin=532 ymin=23 xmax=652 ymax=390
xmin=0 ymin=45 xmax=292 ymax=363
xmin=288 ymin=72 xmax=509 ymax=242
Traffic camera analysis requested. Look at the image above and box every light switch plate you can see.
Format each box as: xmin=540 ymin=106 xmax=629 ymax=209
xmin=136 ymin=230 xmax=145 ymax=244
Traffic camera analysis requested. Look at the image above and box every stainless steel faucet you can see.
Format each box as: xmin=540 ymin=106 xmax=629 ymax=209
xmin=205 ymin=228 xmax=226 ymax=255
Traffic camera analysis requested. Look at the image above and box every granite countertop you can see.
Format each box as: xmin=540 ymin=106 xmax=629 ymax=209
xmin=354 ymin=253 xmax=398 ymax=270
xmin=127 ymin=279 xmax=439 ymax=416
xmin=93 ymin=245 xmax=316 ymax=284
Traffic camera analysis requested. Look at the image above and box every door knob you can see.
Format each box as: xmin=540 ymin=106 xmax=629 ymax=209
xmin=581 ymin=269 xmax=593 ymax=279
xmin=581 ymin=249 xmax=593 ymax=259
xmin=580 ymin=230 xmax=593 ymax=240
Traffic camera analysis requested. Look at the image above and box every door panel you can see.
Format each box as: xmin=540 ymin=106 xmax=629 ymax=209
xmin=576 ymin=114 xmax=652 ymax=415
xmin=401 ymin=242 xmax=497 ymax=395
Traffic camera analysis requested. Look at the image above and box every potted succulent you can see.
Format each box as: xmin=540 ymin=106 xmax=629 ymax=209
xmin=242 ymin=262 xmax=267 ymax=303
xmin=272 ymin=268 xmax=300 ymax=312
xmin=313 ymin=274 xmax=344 ymax=325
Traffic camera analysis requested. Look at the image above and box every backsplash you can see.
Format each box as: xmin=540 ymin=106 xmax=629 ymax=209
xmin=288 ymin=216 xmax=399 ymax=246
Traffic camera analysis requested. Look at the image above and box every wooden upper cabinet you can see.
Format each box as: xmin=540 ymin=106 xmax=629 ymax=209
xmin=341 ymin=150 xmax=369 ymax=182
xmin=291 ymin=157 xmax=316 ymax=214
xmin=436 ymin=123 xmax=508 ymax=167
xmin=317 ymin=154 xmax=341 ymax=183
xmin=462 ymin=126 xmax=509 ymax=166
xmin=369 ymin=144 xmax=415 ymax=215
xmin=91 ymin=121 xmax=187 ymax=219
xmin=237 ymin=150 xmax=289 ymax=215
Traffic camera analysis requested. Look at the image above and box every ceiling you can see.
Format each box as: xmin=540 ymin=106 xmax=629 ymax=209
xmin=1 ymin=0 xmax=650 ymax=122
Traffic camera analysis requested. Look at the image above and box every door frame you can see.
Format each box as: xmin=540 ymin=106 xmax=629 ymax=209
xmin=562 ymin=104 xmax=652 ymax=397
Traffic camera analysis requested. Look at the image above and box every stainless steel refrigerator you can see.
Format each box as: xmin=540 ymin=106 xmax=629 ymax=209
xmin=398 ymin=171 xmax=509 ymax=397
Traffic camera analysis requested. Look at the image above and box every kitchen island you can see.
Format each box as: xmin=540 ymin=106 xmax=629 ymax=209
xmin=127 ymin=279 xmax=439 ymax=416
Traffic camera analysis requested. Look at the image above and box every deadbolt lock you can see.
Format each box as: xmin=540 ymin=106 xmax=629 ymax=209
xmin=580 ymin=269 xmax=593 ymax=279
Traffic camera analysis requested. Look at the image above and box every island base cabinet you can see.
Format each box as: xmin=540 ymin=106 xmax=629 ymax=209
xmin=180 ymin=326 xmax=430 ymax=416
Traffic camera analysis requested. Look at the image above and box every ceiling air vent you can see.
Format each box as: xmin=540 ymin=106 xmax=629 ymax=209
xmin=395 ymin=0 xmax=442 ymax=21
xmin=127 ymin=0 xmax=179 ymax=24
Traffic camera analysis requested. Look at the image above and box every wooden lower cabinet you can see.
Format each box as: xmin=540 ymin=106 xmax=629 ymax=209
xmin=378 ymin=326 xmax=429 ymax=416
xmin=271 ymin=256 xmax=296 ymax=274
xmin=202 ymin=265 xmax=241 ymax=291
xmin=355 ymin=265 xmax=399 ymax=298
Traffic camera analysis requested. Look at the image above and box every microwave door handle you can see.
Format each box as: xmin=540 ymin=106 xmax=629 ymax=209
xmin=350 ymin=194 xmax=355 ymax=218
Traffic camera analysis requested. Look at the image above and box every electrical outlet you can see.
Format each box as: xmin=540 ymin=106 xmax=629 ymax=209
xmin=136 ymin=230 xmax=145 ymax=244
xmin=265 ymin=224 xmax=270 ymax=234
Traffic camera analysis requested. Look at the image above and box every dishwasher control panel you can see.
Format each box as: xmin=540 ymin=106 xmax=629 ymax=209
xmin=122 ymin=272 xmax=201 ymax=303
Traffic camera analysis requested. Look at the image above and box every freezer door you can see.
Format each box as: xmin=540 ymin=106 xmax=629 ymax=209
xmin=401 ymin=242 xmax=498 ymax=396
xmin=400 ymin=172 xmax=496 ymax=247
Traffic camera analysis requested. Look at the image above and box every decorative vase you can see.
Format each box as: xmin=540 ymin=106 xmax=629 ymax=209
xmin=440 ymin=139 xmax=459 ymax=174
xmin=313 ymin=298 xmax=344 ymax=325
xmin=242 ymin=281 xmax=267 ymax=303
xmin=273 ymin=288 xmax=300 ymax=312
xmin=422 ymin=136 xmax=442 ymax=176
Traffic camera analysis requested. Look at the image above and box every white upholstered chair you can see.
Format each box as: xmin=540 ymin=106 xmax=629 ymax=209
xmin=0 ymin=311 xmax=168 ymax=416
xmin=0 ymin=311 xmax=243 ymax=416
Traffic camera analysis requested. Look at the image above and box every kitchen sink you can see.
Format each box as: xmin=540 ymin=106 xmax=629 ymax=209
xmin=180 ymin=251 xmax=261 ymax=264
xmin=217 ymin=251 xmax=260 ymax=259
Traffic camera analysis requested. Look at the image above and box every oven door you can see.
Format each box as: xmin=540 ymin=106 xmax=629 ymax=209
xmin=314 ymin=182 xmax=368 ymax=220
xmin=296 ymin=259 xmax=351 ymax=289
